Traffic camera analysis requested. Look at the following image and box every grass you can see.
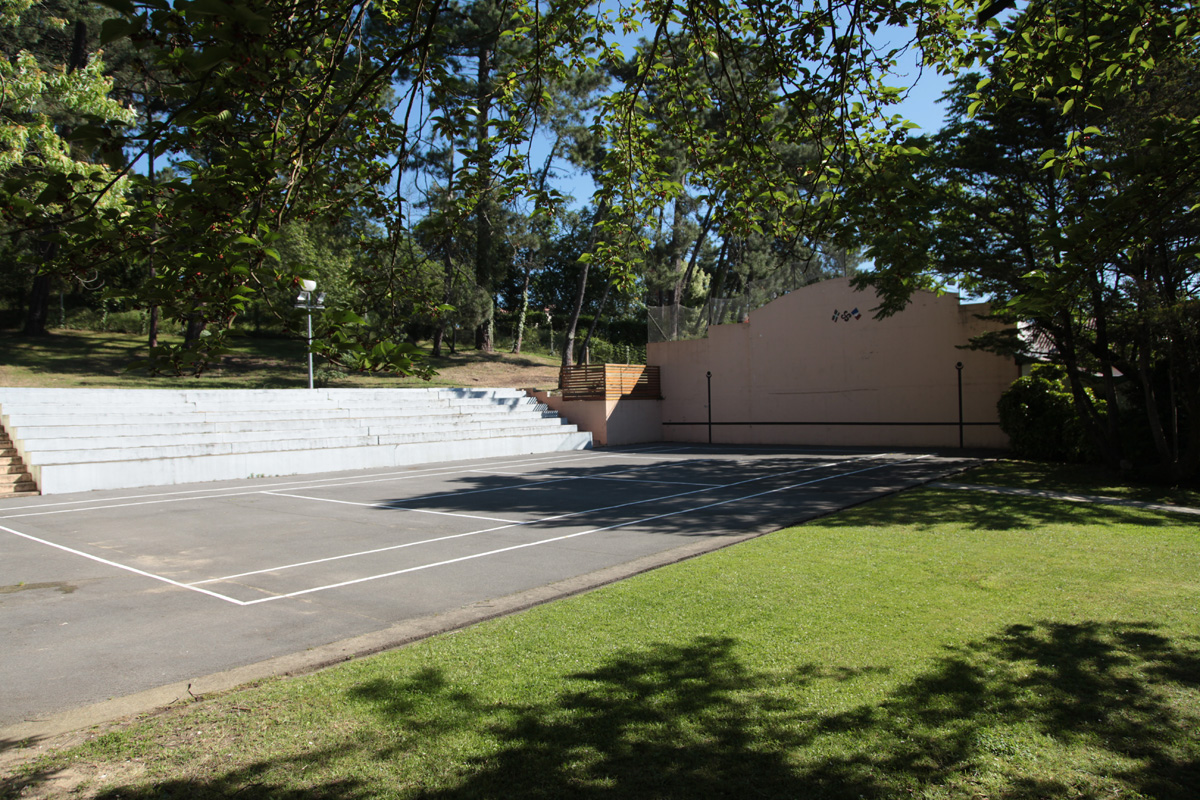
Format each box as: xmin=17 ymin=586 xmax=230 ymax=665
xmin=0 ymin=329 xmax=563 ymax=390
xmin=965 ymin=459 xmax=1200 ymax=508
xmin=3 ymin=466 xmax=1197 ymax=799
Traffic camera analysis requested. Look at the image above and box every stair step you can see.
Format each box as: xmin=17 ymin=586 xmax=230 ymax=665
xmin=0 ymin=421 xmax=36 ymax=495
xmin=0 ymin=387 xmax=590 ymax=495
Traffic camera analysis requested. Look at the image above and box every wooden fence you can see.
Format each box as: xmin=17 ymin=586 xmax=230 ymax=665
xmin=559 ymin=364 xmax=662 ymax=401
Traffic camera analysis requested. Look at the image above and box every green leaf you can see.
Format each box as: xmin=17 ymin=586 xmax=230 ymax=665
xmin=188 ymin=45 xmax=234 ymax=73
xmin=100 ymin=17 xmax=133 ymax=45
xmin=93 ymin=0 xmax=135 ymax=13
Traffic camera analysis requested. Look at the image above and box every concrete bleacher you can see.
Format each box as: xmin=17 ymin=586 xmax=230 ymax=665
xmin=0 ymin=388 xmax=591 ymax=495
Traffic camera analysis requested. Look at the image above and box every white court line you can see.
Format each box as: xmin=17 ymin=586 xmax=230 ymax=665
xmin=393 ymin=476 xmax=589 ymax=503
xmin=582 ymin=476 xmax=720 ymax=487
xmin=463 ymin=453 xmax=694 ymax=476
xmin=0 ymin=450 xmax=618 ymax=513
xmin=0 ymin=523 xmax=246 ymax=605
xmin=590 ymin=447 xmax=698 ymax=460
xmin=399 ymin=459 xmax=718 ymax=504
xmin=262 ymin=491 xmax=521 ymax=523
xmin=0 ymin=445 xmax=703 ymax=517
xmin=2 ymin=451 xmax=914 ymax=605
xmin=238 ymin=456 xmax=927 ymax=604
xmin=0 ymin=450 xmax=642 ymax=520
xmin=189 ymin=456 xmax=873 ymax=587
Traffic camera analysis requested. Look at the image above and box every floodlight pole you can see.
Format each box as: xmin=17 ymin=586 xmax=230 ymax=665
xmin=306 ymin=300 xmax=314 ymax=390
xmin=297 ymin=279 xmax=319 ymax=390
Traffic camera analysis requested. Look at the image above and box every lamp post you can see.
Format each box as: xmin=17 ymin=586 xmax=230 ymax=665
xmin=956 ymin=361 xmax=964 ymax=449
xmin=295 ymin=279 xmax=325 ymax=389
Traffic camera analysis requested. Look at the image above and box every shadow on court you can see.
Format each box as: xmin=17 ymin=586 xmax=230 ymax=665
xmin=370 ymin=455 xmax=949 ymax=537
xmin=22 ymin=621 xmax=1194 ymax=800
xmin=1 ymin=448 xmax=982 ymax=736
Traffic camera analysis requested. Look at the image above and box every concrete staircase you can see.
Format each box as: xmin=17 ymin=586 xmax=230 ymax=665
xmin=0 ymin=424 xmax=38 ymax=497
xmin=0 ymin=388 xmax=591 ymax=495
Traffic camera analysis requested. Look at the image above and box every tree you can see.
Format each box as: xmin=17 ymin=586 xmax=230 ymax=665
xmin=847 ymin=3 xmax=1200 ymax=483
xmin=25 ymin=0 xmax=1195 ymax=388
xmin=83 ymin=0 xmax=967 ymax=358
xmin=0 ymin=0 xmax=137 ymax=335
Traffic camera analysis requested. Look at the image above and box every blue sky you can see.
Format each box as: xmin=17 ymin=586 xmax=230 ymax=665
xmin=546 ymin=65 xmax=955 ymax=210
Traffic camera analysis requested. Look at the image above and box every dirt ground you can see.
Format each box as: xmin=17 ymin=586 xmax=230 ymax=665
xmin=0 ymin=328 xmax=566 ymax=390
xmin=408 ymin=349 xmax=563 ymax=390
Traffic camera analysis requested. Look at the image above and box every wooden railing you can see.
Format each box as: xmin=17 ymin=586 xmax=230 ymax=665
xmin=559 ymin=364 xmax=661 ymax=401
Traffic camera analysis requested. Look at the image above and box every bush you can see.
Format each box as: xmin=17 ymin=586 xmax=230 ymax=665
xmin=603 ymin=317 xmax=648 ymax=347
xmin=61 ymin=308 xmax=148 ymax=334
xmin=582 ymin=337 xmax=645 ymax=365
xmin=997 ymin=364 xmax=1101 ymax=462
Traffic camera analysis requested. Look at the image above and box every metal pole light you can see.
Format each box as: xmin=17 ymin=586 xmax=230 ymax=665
xmin=956 ymin=362 xmax=964 ymax=449
xmin=295 ymin=279 xmax=325 ymax=390
xmin=706 ymin=370 xmax=713 ymax=444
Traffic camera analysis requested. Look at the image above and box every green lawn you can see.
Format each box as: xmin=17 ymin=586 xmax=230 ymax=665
xmin=4 ymin=465 xmax=1197 ymax=799
xmin=0 ymin=329 xmax=562 ymax=390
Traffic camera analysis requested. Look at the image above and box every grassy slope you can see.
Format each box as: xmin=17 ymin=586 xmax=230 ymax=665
xmin=0 ymin=330 xmax=563 ymax=390
xmin=3 ymin=465 xmax=1197 ymax=800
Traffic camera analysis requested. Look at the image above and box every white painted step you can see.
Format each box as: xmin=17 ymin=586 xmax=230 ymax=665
xmin=32 ymin=430 xmax=594 ymax=494
xmin=0 ymin=388 xmax=591 ymax=494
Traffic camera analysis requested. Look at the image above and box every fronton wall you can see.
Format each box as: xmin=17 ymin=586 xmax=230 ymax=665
xmin=648 ymin=278 xmax=1016 ymax=449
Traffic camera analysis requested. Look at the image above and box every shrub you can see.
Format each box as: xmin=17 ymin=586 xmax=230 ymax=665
xmin=583 ymin=337 xmax=646 ymax=365
xmin=62 ymin=308 xmax=148 ymax=334
xmin=997 ymin=364 xmax=1101 ymax=462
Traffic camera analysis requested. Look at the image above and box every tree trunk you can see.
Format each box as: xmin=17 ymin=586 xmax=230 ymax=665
xmin=473 ymin=31 xmax=496 ymax=354
xmin=475 ymin=302 xmax=494 ymax=352
xmin=512 ymin=269 xmax=530 ymax=354
xmin=561 ymin=203 xmax=608 ymax=370
xmin=1136 ymin=328 xmax=1175 ymax=476
xmin=678 ymin=205 xmax=714 ymax=307
xmin=184 ymin=314 xmax=206 ymax=346
xmin=433 ymin=232 xmax=456 ymax=358
xmin=1089 ymin=279 xmax=1123 ymax=464
xmin=579 ymin=276 xmax=615 ymax=364
xmin=147 ymin=106 xmax=159 ymax=349
xmin=561 ymin=259 xmax=589 ymax=369
xmin=23 ymin=273 xmax=52 ymax=336
xmin=1058 ymin=318 xmax=1121 ymax=470
xmin=704 ymin=237 xmax=731 ymax=328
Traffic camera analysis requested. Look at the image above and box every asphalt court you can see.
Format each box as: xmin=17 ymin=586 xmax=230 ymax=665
xmin=1 ymin=444 xmax=979 ymax=733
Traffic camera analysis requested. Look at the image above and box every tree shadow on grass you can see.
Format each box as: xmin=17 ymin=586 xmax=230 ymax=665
xmin=0 ymin=330 xmax=149 ymax=379
xmin=821 ymin=485 xmax=1194 ymax=532
xmin=398 ymin=623 xmax=1200 ymax=799
xmin=21 ymin=621 xmax=1195 ymax=799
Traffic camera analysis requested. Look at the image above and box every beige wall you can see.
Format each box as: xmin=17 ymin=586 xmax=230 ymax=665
xmin=648 ymin=278 xmax=1017 ymax=449
xmin=529 ymin=391 xmax=662 ymax=447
